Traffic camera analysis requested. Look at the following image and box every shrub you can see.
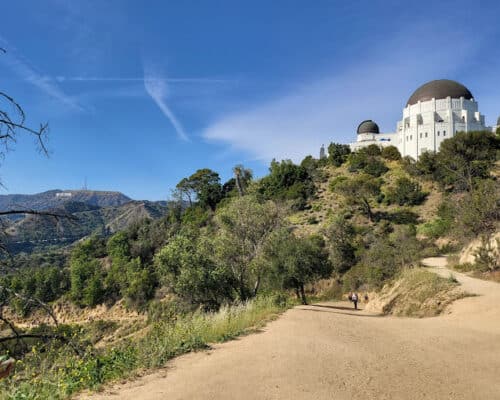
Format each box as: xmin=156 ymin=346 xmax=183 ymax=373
xmin=381 ymin=145 xmax=402 ymax=161
xmin=327 ymin=143 xmax=351 ymax=167
xmin=385 ymin=177 xmax=427 ymax=206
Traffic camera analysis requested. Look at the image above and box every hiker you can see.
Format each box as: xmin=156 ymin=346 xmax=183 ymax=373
xmin=351 ymin=292 xmax=358 ymax=310
xmin=364 ymin=294 xmax=369 ymax=303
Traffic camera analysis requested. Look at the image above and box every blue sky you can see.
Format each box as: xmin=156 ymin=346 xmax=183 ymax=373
xmin=1 ymin=0 xmax=500 ymax=200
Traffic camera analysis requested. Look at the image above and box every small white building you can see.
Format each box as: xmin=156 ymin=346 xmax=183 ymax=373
xmin=348 ymin=80 xmax=497 ymax=160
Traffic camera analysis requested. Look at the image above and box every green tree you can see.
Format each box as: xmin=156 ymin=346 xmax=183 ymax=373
xmin=336 ymin=174 xmax=382 ymax=221
xmin=156 ymin=233 xmax=234 ymax=309
xmin=264 ymin=230 xmax=332 ymax=304
xmin=385 ymin=177 xmax=427 ymax=206
xmin=327 ymin=143 xmax=351 ymax=167
xmin=176 ymin=169 xmax=223 ymax=210
xmin=258 ymin=159 xmax=314 ymax=210
xmin=69 ymin=237 xmax=107 ymax=307
xmin=456 ymin=179 xmax=500 ymax=237
xmin=437 ymin=131 xmax=499 ymax=191
xmin=232 ymin=164 xmax=253 ymax=197
xmin=323 ymin=215 xmax=357 ymax=273
xmin=214 ymin=196 xmax=284 ymax=300
xmin=381 ymin=145 xmax=402 ymax=161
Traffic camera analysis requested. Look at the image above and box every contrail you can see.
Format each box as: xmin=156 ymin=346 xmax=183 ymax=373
xmin=143 ymin=65 xmax=189 ymax=141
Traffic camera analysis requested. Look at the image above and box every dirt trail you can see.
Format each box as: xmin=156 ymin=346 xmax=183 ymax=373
xmin=82 ymin=258 xmax=500 ymax=400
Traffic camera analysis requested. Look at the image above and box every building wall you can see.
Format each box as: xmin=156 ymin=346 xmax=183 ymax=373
xmin=396 ymin=97 xmax=488 ymax=160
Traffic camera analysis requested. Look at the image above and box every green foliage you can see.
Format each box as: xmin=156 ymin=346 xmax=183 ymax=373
xmin=264 ymin=229 xmax=332 ymax=304
xmin=327 ymin=142 xmax=351 ymax=167
xmin=385 ymin=177 xmax=427 ymax=206
xmin=214 ymin=196 xmax=284 ymax=300
xmin=381 ymin=145 xmax=402 ymax=161
xmin=324 ymin=215 xmax=357 ymax=273
xmin=181 ymin=206 xmax=211 ymax=227
xmin=69 ymin=238 xmax=106 ymax=307
xmin=437 ymin=131 xmax=499 ymax=191
xmin=258 ymin=159 xmax=314 ymax=210
xmin=348 ymin=148 xmax=388 ymax=177
xmin=456 ymin=179 xmax=500 ymax=237
xmin=328 ymin=175 xmax=348 ymax=192
xmin=343 ymin=225 xmax=421 ymax=290
xmin=336 ymin=174 xmax=382 ymax=221
xmin=176 ymin=168 xmax=223 ymax=211
xmin=418 ymin=199 xmax=455 ymax=238
xmin=409 ymin=131 xmax=499 ymax=192
xmin=473 ymin=235 xmax=500 ymax=271
xmin=155 ymin=234 xmax=234 ymax=310
xmin=363 ymin=158 xmax=389 ymax=177
xmin=1 ymin=297 xmax=290 ymax=399
xmin=1 ymin=267 xmax=70 ymax=315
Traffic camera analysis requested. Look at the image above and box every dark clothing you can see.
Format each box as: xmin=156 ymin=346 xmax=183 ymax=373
xmin=353 ymin=300 xmax=358 ymax=310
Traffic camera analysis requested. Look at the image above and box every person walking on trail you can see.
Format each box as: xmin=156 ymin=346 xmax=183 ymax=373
xmin=351 ymin=292 xmax=358 ymax=310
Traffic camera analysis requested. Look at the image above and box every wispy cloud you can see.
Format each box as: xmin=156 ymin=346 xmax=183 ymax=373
xmin=202 ymin=22 xmax=485 ymax=163
xmin=55 ymin=76 xmax=231 ymax=84
xmin=0 ymin=37 xmax=82 ymax=111
xmin=143 ymin=64 xmax=189 ymax=141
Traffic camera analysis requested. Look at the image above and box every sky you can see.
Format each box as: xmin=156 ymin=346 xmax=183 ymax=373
xmin=1 ymin=0 xmax=500 ymax=200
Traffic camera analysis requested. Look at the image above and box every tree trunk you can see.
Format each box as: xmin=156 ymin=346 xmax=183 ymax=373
xmin=299 ymin=284 xmax=307 ymax=305
xmin=235 ymin=173 xmax=243 ymax=197
xmin=295 ymin=287 xmax=300 ymax=300
xmin=253 ymin=276 xmax=261 ymax=297
xmin=363 ymin=198 xmax=373 ymax=222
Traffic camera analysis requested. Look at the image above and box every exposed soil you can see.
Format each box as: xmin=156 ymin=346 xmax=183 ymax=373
xmin=80 ymin=257 xmax=500 ymax=400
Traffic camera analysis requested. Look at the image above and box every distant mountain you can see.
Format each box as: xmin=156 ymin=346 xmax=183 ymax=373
xmin=1 ymin=190 xmax=169 ymax=254
xmin=0 ymin=190 xmax=132 ymax=212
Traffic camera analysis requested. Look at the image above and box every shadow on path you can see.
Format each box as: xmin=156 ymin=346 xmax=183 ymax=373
xmin=297 ymin=304 xmax=383 ymax=318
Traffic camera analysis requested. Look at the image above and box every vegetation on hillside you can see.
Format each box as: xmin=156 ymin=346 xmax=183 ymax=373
xmin=0 ymin=130 xmax=498 ymax=398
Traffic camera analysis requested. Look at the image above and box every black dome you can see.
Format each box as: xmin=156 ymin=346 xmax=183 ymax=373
xmin=357 ymin=120 xmax=380 ymax=134
xmin=407 ymin=80 xmax=473 ymax=106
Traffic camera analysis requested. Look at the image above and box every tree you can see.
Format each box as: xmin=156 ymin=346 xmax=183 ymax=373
xmin=155 ymin=233 xmax=234 ymax=310
xmin=232 ymin=164 xmax=253 ymax=197
xmin=175 ymin=178 xmax=195 ymax=207
xmin=264 ymin=229 xmax=332 ymax=304
xmin=213 ymin=196 xmax=284 ymax=300
xmin=385 ymin=177 xmax=427 ymax=206
xmin=187 ymin=168 xmax=223 ymax=210
xmin=327 ymin=143 xmax=351 ymax=167
xmin=381 ymin=145 xmax=401 ymax=161
xmin=456 ymin=179 xmax=500 ymax=237
xmin=258 ymin=159 xmax=314 ymax=209
xmin=336 ymin=174 xmax=382 ymax=221
xmin=69 ymin=237 xmax=106 ymax=307
xmin=436 ymin=131 xmax=499 ymax=191
xmin=323 ymin=215 xmax=357 ymax=273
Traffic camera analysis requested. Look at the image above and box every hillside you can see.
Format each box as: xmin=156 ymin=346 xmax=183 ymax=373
xmin=4 ymin=200 xmax=168 ymax=254
xmin=0 ymin=189 xmax=132 ymax=212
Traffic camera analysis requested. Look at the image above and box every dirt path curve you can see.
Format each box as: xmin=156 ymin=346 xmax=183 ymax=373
xmin=82 ymin=258 xmax=500 ymax=400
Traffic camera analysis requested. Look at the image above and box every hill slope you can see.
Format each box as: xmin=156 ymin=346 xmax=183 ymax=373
xmin=5 ymin=200 xmax=168 ymax=254
xmin=0 ymin=190 xmax=132 ymax=212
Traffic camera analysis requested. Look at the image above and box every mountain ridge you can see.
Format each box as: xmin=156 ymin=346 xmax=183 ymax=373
xmin=0 ymin=189 xmax=132 ymax=212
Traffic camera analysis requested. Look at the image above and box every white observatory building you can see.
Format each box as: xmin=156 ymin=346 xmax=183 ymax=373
xmin=349 ymin=79 xmax=496 ymax=160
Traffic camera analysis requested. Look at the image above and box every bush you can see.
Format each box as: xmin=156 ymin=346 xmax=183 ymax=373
xmin=381 ymin=145 xmax=401 ymax=161
xmin=385 ymin=177 xmax=427 ymax=206
xmin=327 ymin=143 xmax=351 ymax=167
xmin=363 ymin=158 xmax=389 ymax=177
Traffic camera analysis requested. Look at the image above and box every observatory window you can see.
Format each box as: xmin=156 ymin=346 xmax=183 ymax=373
xmin=425 ymin=132 xmax=428 ymax=138
xmin=437 ymin=131 xmax=440 ymax=136
xmin=443 ymin=131 xmax=446 ymax=136
xmin=420 ymin=133 xmax=422 ymax=138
